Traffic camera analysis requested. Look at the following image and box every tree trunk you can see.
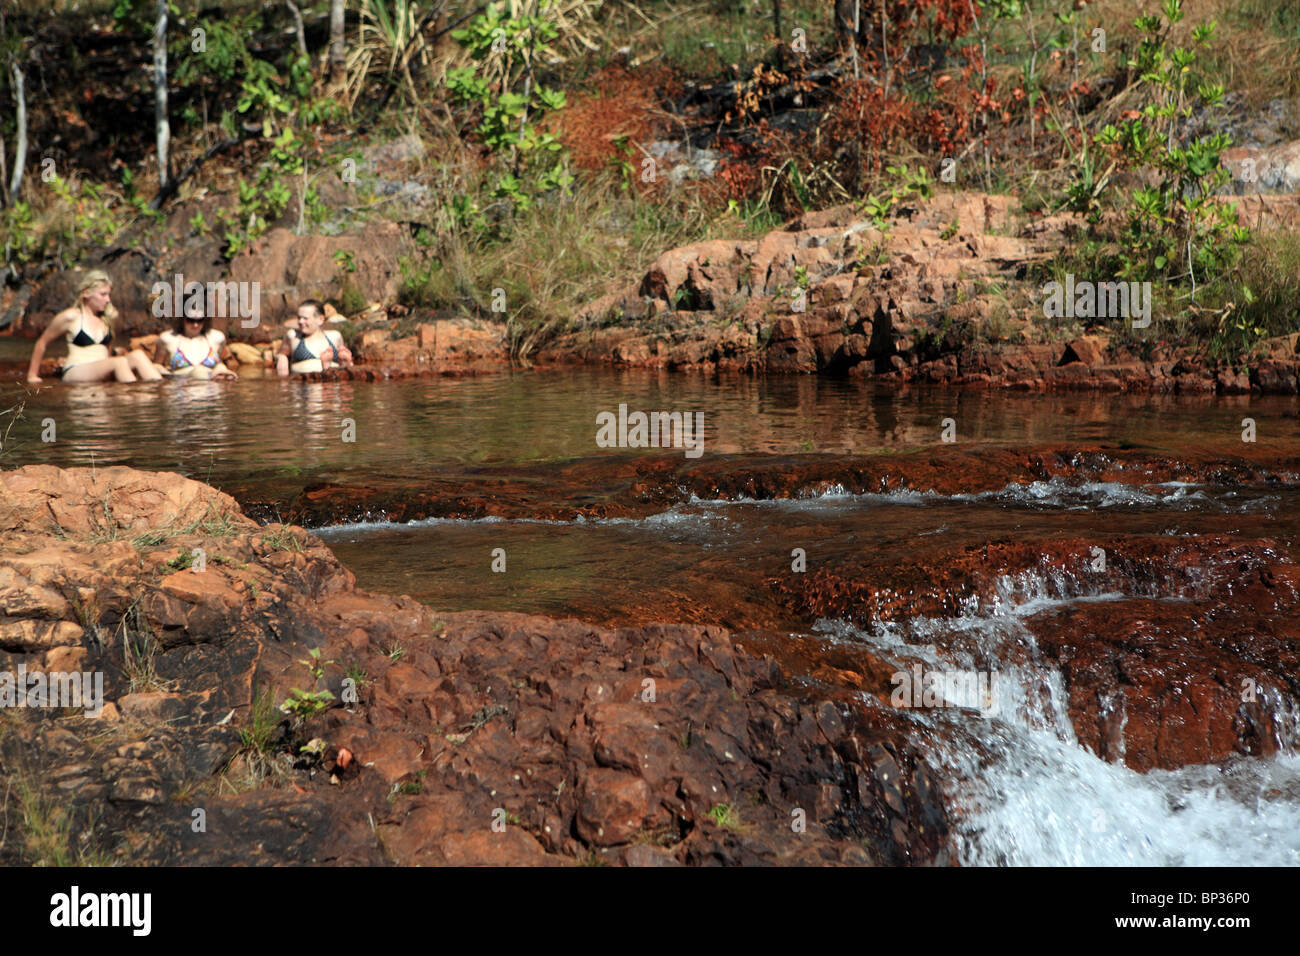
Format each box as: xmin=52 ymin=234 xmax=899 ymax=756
xmin=286 ymin=0 xmax=308 ymax=58
xmin=7 ymin=59 xmax=25 ymax=204
xmin=153 ymin=0 xmax=170 ymax=192
xmin=773 ymin=0 xmax=783 ymax=68
xmin=329 ymin=0 xmax=346 ymax=88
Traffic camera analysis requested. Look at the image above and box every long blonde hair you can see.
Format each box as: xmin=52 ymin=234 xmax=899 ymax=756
xmin=74 ymin=269 xmax=118 ymax=329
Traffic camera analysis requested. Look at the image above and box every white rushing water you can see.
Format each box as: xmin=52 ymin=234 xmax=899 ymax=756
xmin=820 ymin=593 xmax=1300 ymax=867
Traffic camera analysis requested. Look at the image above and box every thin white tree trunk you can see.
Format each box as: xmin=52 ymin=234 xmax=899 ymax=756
xmin=286 ymin=0 xmax=307 ymax=58
xmin=8 ymin=59 xmax=26 ymax=203
xmin=329 ymin=0 xmax=346 ymax=87
xmin=154 ymin=0 xmax=170 ymax=191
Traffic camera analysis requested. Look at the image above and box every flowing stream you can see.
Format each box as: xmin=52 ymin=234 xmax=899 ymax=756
xmin=3 ymin=355 xmax=1299 ymax=864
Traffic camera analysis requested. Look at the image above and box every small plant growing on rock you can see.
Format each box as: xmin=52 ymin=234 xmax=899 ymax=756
xmin=0 ymin=400 xmax=25 ymax=460
xmin=161 ymin=550 xmax=195 ymax=573
xmin=225 ymin=686 xmax=294 ymax=793
xmin=261 ymin=526 xmax=307 ymax=554
xmin=298 ymin=648 xmax=335 ymax=682
xmin=240 ymin=687 xmax=280 ymax=756
xmin=707 ymin=803 xmax=742 ymax=831
xmin=344 ymin=661 xmax=370 ymax=688
xmin=279 ymin=688 xmax=335 ymax=724
xmin=119 ymin=607 xmax=173 ymax=694
xmin=9 ymin=767 xmax=112 ymax=866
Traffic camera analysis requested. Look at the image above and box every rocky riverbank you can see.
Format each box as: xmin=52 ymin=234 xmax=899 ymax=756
xmin=3 ymin=446 xmax=1297 ymax=864
xmin=0 ymin=465 xmax=946 ymax=866
xmin=10 ymin=191 xmax=1300 ymax=392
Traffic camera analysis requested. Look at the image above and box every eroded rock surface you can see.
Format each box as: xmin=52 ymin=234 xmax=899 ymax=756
xmin=0 ymin=465 xmax=946 ymax=866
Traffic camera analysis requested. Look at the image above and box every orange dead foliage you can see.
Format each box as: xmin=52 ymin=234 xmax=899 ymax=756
xmin=550 ymin=65 xmax=671 ymax=174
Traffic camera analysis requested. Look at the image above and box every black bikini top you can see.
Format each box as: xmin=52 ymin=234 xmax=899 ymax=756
xmin=69 ymin=313 xmax=112 ymax=347
xmin=291 ymin=331 xmax=339 ymax=363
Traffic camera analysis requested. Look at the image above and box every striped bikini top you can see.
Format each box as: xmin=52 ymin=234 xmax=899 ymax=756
xmin=290 ymin=331 xmax=340 ymax=364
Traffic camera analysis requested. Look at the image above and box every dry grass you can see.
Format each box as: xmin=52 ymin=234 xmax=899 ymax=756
xmin=388 ymin=130 xmax=787 ymax=358
xmin=1086 ymin=0 xmax=1300 ymax=103
xmin=0 ymin=738 xmax=115 ymax=866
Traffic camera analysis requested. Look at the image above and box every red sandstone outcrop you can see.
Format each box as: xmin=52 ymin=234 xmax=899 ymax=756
xmin=10 ymin=190 xmax=1300 ymax=391
xmin=529 ymin=192 xmax=1300 ymax=393
xmin=0 ymin=465 xmax=947 ymax=866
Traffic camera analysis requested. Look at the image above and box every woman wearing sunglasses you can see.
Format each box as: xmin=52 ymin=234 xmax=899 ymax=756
xmin=153 ymin=302 xmax=237 ymax=380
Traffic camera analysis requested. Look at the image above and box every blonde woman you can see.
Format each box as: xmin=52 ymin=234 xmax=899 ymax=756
xmin=26 ymin=270 xmax=164 ymax=384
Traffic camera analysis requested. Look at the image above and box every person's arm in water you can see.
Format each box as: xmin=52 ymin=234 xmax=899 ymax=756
xmin=275 ymin=332 xmax=294 ymax=377
xmin=26 ymin=310 xmax=74 ymax=384
xmin=208 ymin=333 xmax=236 ymax=378
xmin=328 ymin=330 xmax=353 ymax=368
xmin=213 ymin=330 xmax=237 ymax=367
xmin=152 ymin=333 xmax=173 ymax=369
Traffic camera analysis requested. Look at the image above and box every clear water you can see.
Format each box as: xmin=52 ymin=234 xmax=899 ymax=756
xmin=4 ymin=353 xmax=1299 ymax=866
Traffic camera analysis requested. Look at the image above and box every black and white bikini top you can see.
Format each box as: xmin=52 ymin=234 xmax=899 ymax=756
xmin=290 ymin=330 xmax=340 ymax=364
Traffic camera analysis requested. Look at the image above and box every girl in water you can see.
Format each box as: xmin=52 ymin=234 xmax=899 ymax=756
xmin=275 ymin=299 xmax=352 ymax=376
xmin=26 ymin=270 xmax=164 ymax=384
xmin=152 ymin=303 xmax=237 ymax=380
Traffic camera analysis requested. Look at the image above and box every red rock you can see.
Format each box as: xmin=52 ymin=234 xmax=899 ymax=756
xmin=1059 ymin=335 xmax=1109 ymax=367
xmin=576 ymin=770 xmax=652 ymax=846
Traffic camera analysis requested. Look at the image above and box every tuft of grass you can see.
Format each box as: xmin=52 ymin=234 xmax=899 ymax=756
xmin=1195 ymin=229 xmax=1300 ymax=363
xmin=93 ymin=503 xmax=246 ymax=550
xmin=344 ymin=661 xmax=370 ymax=691
xmin=239 ymin=687 xmax=280 ymax=757
xmin=222 ymin=686 xmax=292 ymax=794
xmin=0 ymin=399 xmax=25 ymax=460
xmin=260 ymin=526 xmax=307 ymax=554
xmin=5 ymin=765 xmax=113 ymax=866
xmin=67 ymin=589 xmax=106 ymax=645
xmin=160 ymin=550 xmax=195 ymax=573
xmin=119 ymin=606 xmax=174 ymax=695
xmin=706 ymin=803 xmax=742 ymax=831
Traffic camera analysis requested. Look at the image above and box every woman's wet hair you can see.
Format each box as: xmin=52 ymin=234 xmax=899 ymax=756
xmin=299 ymin=299 xmax=325 ymax=318
xmin=75 ymin=269 xmax=118 ymax=329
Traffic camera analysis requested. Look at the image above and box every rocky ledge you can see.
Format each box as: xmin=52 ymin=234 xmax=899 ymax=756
xmin=532 ymin=193 xmax=1300 ymax=394
xmin=15 ymin=192 xmax=1300 ymax=392
xmin=0 ymin=465 xmax=946 ymax=866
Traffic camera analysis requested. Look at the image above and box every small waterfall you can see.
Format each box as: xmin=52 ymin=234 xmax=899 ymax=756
xmin=823 ymin=589 xmax=1300 ymax=866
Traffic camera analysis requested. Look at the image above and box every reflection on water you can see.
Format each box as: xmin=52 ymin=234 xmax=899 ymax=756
xmin=321 ymin=488 xmax=1300 ymax=626
xmin=2 ymin=366 xmax=1297 ymax=490
xmin=6 ymin=340 xmax=1300 ymax=867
